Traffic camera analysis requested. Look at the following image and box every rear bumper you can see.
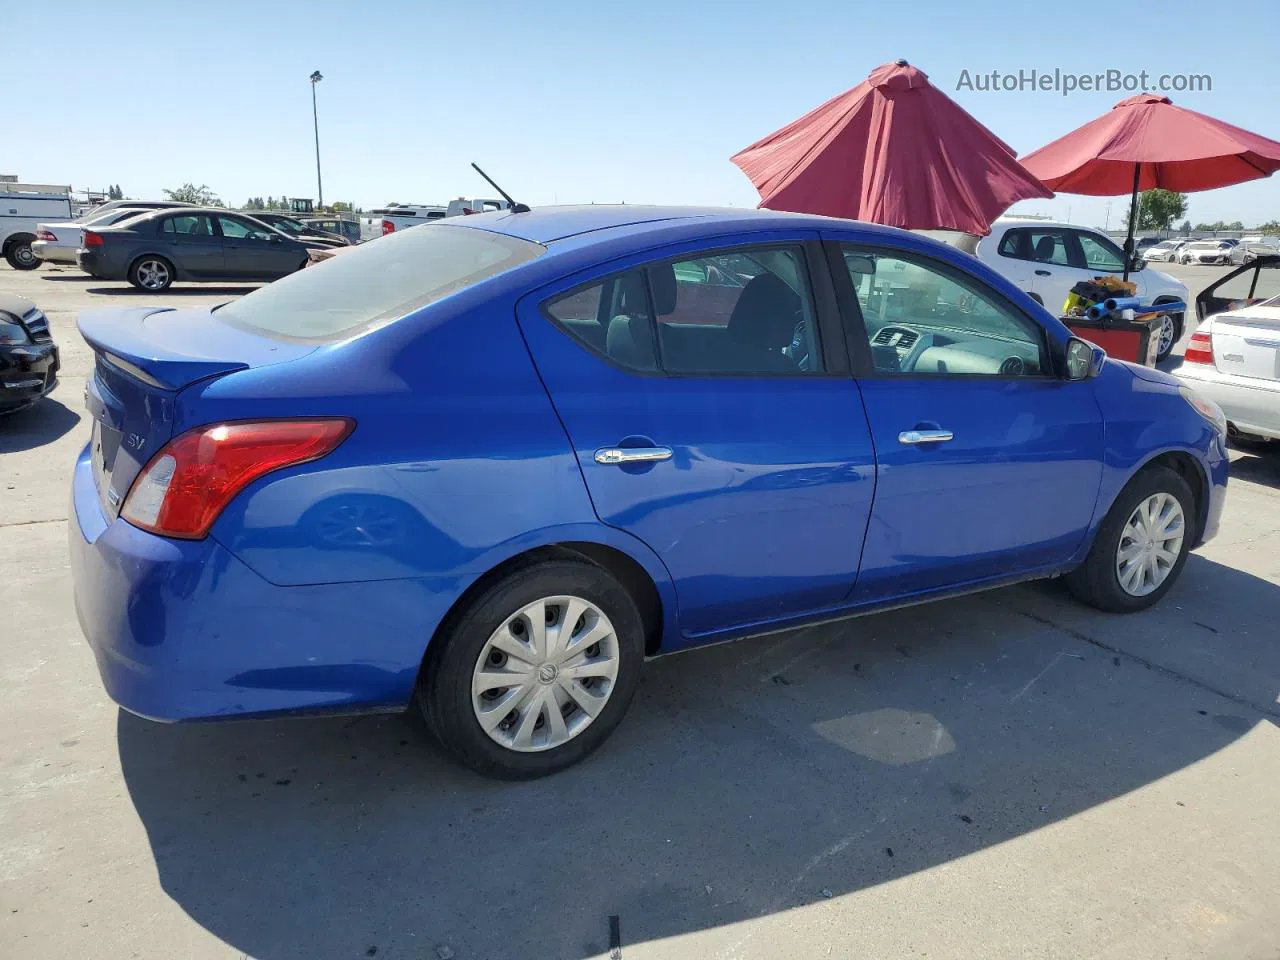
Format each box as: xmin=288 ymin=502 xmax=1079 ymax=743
xmin=1174 ymin=363 xmax=1280 ymax=440
xmin=69 ymin=446 xmax=444 ymax=721
xmin=31 ymin=241 xmax=78 ymax=264
xmin=76 ymin=250 xmax=116 ymax=279
xmin=0 ymin=342 xmax=59 ymax=412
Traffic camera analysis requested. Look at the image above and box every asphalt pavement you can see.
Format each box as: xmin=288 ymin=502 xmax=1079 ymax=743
xmin=1 ymin=263 xmax=1277 ymax=960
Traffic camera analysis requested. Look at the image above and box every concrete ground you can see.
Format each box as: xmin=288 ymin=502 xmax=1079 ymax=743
xmin=1 ymin=263 xmax=1277 ymax=960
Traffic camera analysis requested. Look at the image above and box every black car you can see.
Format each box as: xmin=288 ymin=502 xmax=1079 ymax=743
xmin=0 ymin=293 xmax=58 ymax=415
xmin=77 ymin=208 xmax=326 ymax=292
xmin=243 ymin=211 xmax=349 ymax=246
xmin=303 ymin=216 xmax=361 ymax=244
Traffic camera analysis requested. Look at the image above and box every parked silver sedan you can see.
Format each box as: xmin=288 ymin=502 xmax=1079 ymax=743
xmin=31 ymin=207 xmax=151 ymax=264
xmin=1230 ymin=241 xmax=1279 ymax=265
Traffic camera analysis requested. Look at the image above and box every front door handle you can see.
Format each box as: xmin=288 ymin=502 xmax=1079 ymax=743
xmin=1034 ymin=269 xmax=1052 ymax=276
xmin=898 ymin=429 xmax=954 ymax=445
xmin=594 ymin=446 xmax=673 ymax=465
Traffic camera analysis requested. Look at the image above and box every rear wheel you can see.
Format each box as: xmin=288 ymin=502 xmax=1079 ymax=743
xmin=129 ymin=256 xmax=174 ymax=292
xmin=419 ymin=559 xmax=645 ymax=779
xmin=1065 ymin=465 xmax=1195 ymax=612
xmin=4 ymin=236 xmax=39 ymax=270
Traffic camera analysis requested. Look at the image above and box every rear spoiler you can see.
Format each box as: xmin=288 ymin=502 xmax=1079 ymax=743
xmin=78 ymin=307 xmax=250 ymax=390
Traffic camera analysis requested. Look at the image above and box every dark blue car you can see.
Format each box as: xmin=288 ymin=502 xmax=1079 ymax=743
xmin=69 ymin=206 xmax=1229 ymax=778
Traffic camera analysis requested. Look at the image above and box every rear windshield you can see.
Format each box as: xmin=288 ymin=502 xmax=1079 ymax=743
xmin=215 ymin=224 xmax=544 ymax=340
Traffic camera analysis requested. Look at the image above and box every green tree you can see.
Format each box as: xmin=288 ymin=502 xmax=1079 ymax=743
xmin=163 ymin=183 xmax=221 ymax=206
xmin=331 ymin=201 xmax=351 ymax=212
xmin=1126 ymin=189 xmax=1187 ymax=231
xmin=1226 ymin=220 xmax=1244 ymax=231
xmin=1177 ymin=219 xmax=1192 ymax=234
xmin=1257 ymin=220 xmax=1280 ymax=233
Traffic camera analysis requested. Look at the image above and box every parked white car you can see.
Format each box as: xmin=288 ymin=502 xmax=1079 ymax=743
xmin=1174 ymin=255 xmax=1280 ymax=447
xmin=1143 ymin=239 xmax=1191 ymax=262
xmin=1179 ymin=239 xmax=1236 ymax=265
xmin=31 ymin=207 xmax=151 ymax=264
xmin=976 ymin=218 xmax=1190 ymax=360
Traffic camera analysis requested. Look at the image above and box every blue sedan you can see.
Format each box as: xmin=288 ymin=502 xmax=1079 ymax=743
xmin=69 ymin=206 xmax=1228 ymax=779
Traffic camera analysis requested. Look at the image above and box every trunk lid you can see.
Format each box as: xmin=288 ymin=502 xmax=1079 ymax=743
xmin=79 ymin=306 xmax=317 ymax=519
xmin=1210 ymin=307 xmax=1280 ymax=382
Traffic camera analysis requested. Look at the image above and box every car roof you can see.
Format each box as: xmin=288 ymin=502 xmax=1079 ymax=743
xmin=991 ymin=217 xmax=1111 ymax=233
xmin=448 ymin=204 xmax=912 ymax=245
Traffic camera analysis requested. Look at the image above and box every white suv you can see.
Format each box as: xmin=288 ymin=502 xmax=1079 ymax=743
xmin=976 ymin=218 xmax=1190 ymax=360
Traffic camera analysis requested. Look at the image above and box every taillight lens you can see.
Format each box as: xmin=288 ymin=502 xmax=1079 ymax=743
xmin=36 ymin=229 xmax=57 ymax=242
xmin=1184 ymin=330 xmax=1214 ymax=365
xmin=381 ymin=219 xmax=395 ymax=235
xmin=83 ymin=231 xmax=104 ymax=248
xmin=121 ymin=419 xmax=354 ymax=539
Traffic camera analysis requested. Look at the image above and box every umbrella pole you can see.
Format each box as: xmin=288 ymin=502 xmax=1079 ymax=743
xmin=1122 ymin=162 xmax=1141 ymax=282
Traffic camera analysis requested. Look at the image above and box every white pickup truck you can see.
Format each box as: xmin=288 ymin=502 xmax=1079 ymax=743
xmin=359 ymin=197 xmax=509 ymax=241
xmin=2 ymin=183 xmax=74 ymax=270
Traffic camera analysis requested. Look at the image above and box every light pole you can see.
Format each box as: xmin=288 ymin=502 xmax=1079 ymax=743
xmin=309 ymin=70 xmax=324 ymax=208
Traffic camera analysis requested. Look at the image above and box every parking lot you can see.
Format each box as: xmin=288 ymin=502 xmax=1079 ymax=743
xmin=1 ymin=262 xmax=1278 ymax=959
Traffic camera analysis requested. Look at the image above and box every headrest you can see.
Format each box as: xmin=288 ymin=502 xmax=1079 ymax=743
xmin=727 ymin=273 xmax=801 ymax=349
xmin=648 ymin=263 xmax=677 ymax=316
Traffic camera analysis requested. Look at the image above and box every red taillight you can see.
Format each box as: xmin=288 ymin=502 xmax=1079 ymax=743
xmin=36 ymin=229 xmax=57 ymax=242
xmin=83 ymin=231 xmax=104 ymax=248
xmin=381 ymin=219 xmax=395 ymax=235
xmin=121 ymin=419 xmax=354 ymax=539
xmin=1184 ymin=330 xmax=1215 ymax=365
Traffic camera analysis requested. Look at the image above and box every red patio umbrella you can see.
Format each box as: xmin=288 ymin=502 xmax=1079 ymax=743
xmin=1021 ymin=93 xmax=1280 ymax=278
xmin=730 ymin=60 xmax=1052 ymax=235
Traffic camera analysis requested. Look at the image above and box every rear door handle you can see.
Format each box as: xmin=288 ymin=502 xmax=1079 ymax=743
xmin=898 ymin=429 xmax=954 ymax=445
xmin=1034 ymin=269 xmax=1052 ymax=276
xmin=594 ymin=446 xmax=673 ymax=465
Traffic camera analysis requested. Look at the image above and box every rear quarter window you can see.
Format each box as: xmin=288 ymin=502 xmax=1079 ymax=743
xmin=215 ymin=224 xmax=544 ymax=340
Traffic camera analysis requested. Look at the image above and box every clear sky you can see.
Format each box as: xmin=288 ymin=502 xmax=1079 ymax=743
xmin=4 ymin=0 xmax=1277 ymax=229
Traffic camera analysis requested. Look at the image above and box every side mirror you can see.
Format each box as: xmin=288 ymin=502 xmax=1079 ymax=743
xmin=1128 ymin=254 xmax=1146 ymax=272
xmin=1065 ymin=337 xmax=1107 ymax=380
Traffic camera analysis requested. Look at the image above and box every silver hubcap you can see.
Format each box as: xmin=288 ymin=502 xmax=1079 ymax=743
xmin=14 ymin=245 xmax=36 ymax=266
xmin=1158 ymin=316 xmax=1176 ymax=355
xmin=137 ymin=260 xmax=169 ymax=289
xmin=1116 ymin=492 xmax=1185 ymax=597
xmin=471 ymin=595 xmax=619 ymax=753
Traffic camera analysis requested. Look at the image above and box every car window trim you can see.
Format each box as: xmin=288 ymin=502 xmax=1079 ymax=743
xmin=537 ymin=236 xmax=848 ymax=380
xmin=823 ymin=238 xmax=1059 ymax=381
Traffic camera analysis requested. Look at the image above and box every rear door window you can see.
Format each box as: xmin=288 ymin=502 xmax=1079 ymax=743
xmin=215 ymin=223 xmax=544 ymax=340
xmin=162 ymin=215 xmax=215 ymax=237
xmin=542 ymin=245 xmax=823 ymax=377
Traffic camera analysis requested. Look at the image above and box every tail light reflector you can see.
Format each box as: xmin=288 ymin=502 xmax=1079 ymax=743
xmin=122 ymin=419 xmax=354 ymax=539
xmin=381 ymin=219 xmax=395 ymax=235
xmin=83 ymin=231 xmax=104 ymax=248
xmin=36 ymin=229 xmax=57 ymax=242
xmin=1183 ymin=330 xmax=1215 ymax=365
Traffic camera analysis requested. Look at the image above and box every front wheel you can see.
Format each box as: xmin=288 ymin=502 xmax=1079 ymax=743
xmin=1065 ymin=466 xmax=1195 ymax=613
xmin=419 ymin=559 xmax=645 ymax=779
xmin=1153 ymin=312 xmax=1181 ymax=362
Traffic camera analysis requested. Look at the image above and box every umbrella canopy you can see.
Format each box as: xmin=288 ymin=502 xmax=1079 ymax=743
xmin=1021 ymin=94 xmax=1280 ymax=277
xmin=1020 ymin=93 xmax=1280 ymax=194
xmin=730 ymin=60 xmax=1052 ymax=235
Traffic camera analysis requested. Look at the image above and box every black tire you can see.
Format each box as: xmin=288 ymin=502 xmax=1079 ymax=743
xmin=1064 ymin=465 xmax=1196 ymax=613
xmin=419 ymin=558 xmax=645 ymax=779
xmin=4 ymin=236 xmax=40 ymax=270
xmin=128 ymin=255 xmax=175 ymax=292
